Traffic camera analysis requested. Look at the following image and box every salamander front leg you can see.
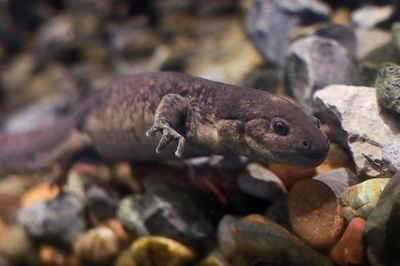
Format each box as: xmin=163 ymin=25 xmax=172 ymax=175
xmin=146 ymin=94 xmax=188 ymax=157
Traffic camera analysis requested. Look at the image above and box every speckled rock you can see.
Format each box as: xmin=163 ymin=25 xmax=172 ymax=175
xmin=330 ymin=217 xmax=366 ymax=266
xmin=285 ymin=36 xmax=358 ymax=105
xmin=288 ymin=179 xmax=345 ymax=250
xmin=225 ymin=215 xmax=333 ymax=266
xmin=237 ymin=163 xmax=286 ymax=201
xmin=18 ymin=192 xmax=86 ymax=246
xmin=245 ymin=0 xmax=330 ymax=66
xmin=340 ymin=178 xmax=389 ymax=221
xmin=129 ymin=236 xmax=196 ymax=266
xmin=314 ymin=85 xmax=400 ymax=178
xmin=375 ymin=63 xmax=400 ymax=114
xmin=366 ymin=172 xmax=400 ymax=265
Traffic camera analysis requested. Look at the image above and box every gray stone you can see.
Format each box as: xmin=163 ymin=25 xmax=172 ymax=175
xmin=313 ymin=85 xmax=400 ymax=177
xmin=1 ymin=96 xmax=68 ymax=133
xmin=313 ymin=167 xmax=358 ymax=198
xmin=352 ymin=5 xmax=394 ymax=28
xmin=237 ymin=163 xmax=286 ymax=201
xmin=375 ymin=63 xmax=400 ymax=114
xmin=245 ymin=0 xmax=330 ymax=66
xmin=141 ymin=176 xmax=216 ymax=251
xmin=85 ymin=185 xmax=117 ymax=224
xmin=366 ymin=172 xmax=400 ymax=266
xmin=285 ymin=36 xmax=358 ymax=105
xmin=17 ymin=192 xmax=86 ymax=246
xmin=117 ymin=194 xmax=149 ymax=237
xmin=313 ymin=24 xmax=357 ymax=59
xmin=356 ymin=28 xmax=391 ymax=59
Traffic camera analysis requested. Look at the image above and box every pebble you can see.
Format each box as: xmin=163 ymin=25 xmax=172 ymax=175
xmin=264 ymin=194 xmax=291 ymax=229
xmin=228 ymin=215 xmax=333 ymax=265
xmin=74 ymin=226 xmax=120 ymax=265
xmin=366 ymin=172 xmax=400 ymax=265
xmin=285 ymin=35 xmax=357 ymax=105
xmin=375 ymin=63 xmax=400 ymax=114
xmin=245 ymin=0 xmax=330 ymax=66
xmin=237 ymin=163 xmax=286 ymax=201
xmin=0 ymin=225 xmax=38 ymax=265
xmin=356 ymin=28 xmax=391 ymax=59
xmin=352 ymin=5 xmax=394 ymax=28
xmin=330 ymin=217 xmax=366 ymax=266
xmin=288 ymin=179 xmax=345 ymax=250
xmin=197 ymin=250 xmax=229 ymax=266
xmin=39 ymin=245 xmax=70 ymax=266
xmin=18 ymin=192 xmax=86 ymax=246
xmin=129 ymin=236 xmax=195 ymax=266
xmin=313 ymin=167 xmax=358 ymax=198
xmin=85 ymin=185 xmax=117 ymax=224
xmin=0 ymin=193 xmax=20 ymax=224
xmin=117 ymin=195 xmax=149 ymax=237
xmin=314 ymin=85 xmax=400 ymax=178
xmin=20 ymin=182 xmax=60 ymax=208
xmin=316 ymin=143 xmax=354 ymax=174
xmin=142 ymin=176 xmax=215 ymax=251
xmin=340 ymin=178 xmax=389 ymax=221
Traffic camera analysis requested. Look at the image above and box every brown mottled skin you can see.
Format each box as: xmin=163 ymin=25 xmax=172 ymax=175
xmin=0 ymin=72 xmax=329 ymax=174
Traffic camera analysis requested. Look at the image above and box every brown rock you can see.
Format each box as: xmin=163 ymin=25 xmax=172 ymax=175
xmin=330 ymin=217 xmax=366 ymax=266
xmin=316 ymin=144 xmax=354 ymax=174
xmin=288 ymin=179 xmax=345 ymax=250
xmin=267 ymin=163 xmax=316 ymax=189
xmin=0 ymin=193 xmax=20 ymax=224
xmin=39 ymin=245 xmax=69 ymax=266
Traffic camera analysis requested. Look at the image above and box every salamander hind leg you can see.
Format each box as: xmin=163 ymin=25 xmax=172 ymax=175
xmin=146 ymin=94 xmax=188 ymax=157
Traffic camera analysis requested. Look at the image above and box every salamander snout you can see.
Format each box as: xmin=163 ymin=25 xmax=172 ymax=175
xmin=300 ymin=134 xmax=330 ymax=162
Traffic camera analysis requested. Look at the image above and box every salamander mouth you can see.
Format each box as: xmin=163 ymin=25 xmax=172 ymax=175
xmin=271 ymin=151 xmax=327 ymax=168
xmin=244 ymin=136 xmax=327 ymax=167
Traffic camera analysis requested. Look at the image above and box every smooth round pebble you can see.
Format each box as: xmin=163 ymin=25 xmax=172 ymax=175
xmin=288 ymin=179 xmax=345 ymax=250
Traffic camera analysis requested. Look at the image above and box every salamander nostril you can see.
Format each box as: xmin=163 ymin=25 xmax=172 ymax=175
xmin=302 ymin=141 xmax=308 ymax=147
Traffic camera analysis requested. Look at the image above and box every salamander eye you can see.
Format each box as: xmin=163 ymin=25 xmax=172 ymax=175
xmin=270 ymin=118 xmax=289 ymax=136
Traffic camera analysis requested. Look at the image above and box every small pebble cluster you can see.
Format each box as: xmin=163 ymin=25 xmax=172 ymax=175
xmin=1 ymin=0 xmax=400 ymax=266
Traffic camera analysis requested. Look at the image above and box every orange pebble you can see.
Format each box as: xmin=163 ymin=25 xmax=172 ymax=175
xmin=39 ymin=245 xmax=68 ymax=266
xmin=20 ymin=183 xmax=59 ymax=208
xmin=268 ymin=163 xmax=316 ymax=189
xmin=330 ymin=217 xmax=366 ymax=266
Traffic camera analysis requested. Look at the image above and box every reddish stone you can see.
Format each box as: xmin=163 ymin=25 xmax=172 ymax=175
xmin=330 ymin=217 xmax=366 ymax=266
xmin=267 ymin=163 xmax=316 ymax=189
xmin=288 ymin=179 xmax=345 ymax=250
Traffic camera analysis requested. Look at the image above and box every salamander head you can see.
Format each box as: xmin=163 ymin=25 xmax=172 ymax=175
xmin=215 ymin=90 xmax=330 ymax=167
